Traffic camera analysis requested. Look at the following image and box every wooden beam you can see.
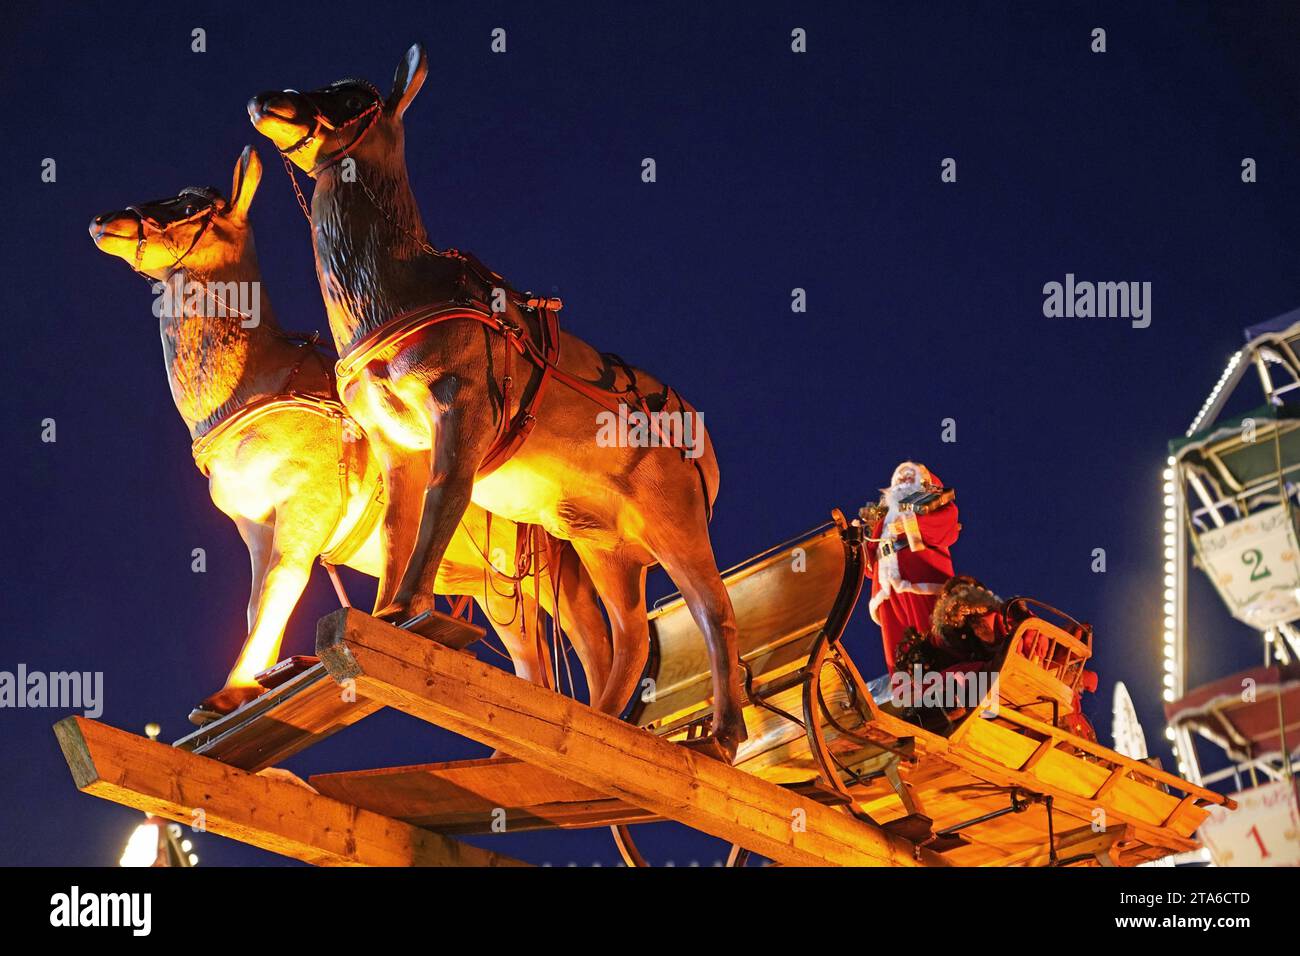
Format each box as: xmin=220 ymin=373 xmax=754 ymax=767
xmin=995 ymin=823 xmax=1134 ymax=868
xmin=311 ymin=757 xmax=660 ymax=833
xmin=1093 ymin=766 xmax=1129 ymax=801
xmin=54 ymin=716 xmax=526 ymax=867
xmin=172 ymin=662 xmax=381 ymax=771
xmin=172 ymin=612 xmax=480 ymax=772
xmin=1020 ymin=738 xmax=1056 ymax=772
xmin=315 ymin=609 xmax=948 ymax=867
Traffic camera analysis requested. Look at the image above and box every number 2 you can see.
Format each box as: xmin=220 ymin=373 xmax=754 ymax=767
xmin=1243 ymin=548 xmax=1272 ymax=582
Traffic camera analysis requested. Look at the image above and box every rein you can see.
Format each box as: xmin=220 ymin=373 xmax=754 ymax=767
xmin=277 ymin=83 xmax=385 ymax=222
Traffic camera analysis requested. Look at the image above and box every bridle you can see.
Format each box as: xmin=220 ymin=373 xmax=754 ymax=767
xmin=126 ymin=186 xmax=223 ymax=273
xmin=278 ymin=79 xmax=384 ymax=179
xmin=122 ymin=187 xmax=260 ymax=324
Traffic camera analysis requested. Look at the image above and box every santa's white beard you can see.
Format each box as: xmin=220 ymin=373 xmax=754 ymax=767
xmin=884 ymin=480 xmax=922 ymax=509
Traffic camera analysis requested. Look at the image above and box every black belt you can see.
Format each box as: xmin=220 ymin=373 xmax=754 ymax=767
xmin=877 ymin=537 xmax=907 ymax=559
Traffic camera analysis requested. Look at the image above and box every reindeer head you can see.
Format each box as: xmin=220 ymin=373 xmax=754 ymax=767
xmin=247 ymin=43 xmax=428 ymax=177
xmin=90 ymin=146 xmax=263 ymax=280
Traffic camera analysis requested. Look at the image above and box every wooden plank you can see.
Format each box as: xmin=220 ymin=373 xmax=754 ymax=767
xmin=995 ymin=823 xmax=1134 ymax=868
xmin=1020 ymin=738 xmax=1056 ymax=772
xmin=315 ymin=609 xmax=948 ymax=867
xmin=54 ymin=716 xmax=526 ymax=867
xmin=172 ymin=610 xmax=481 ymax=771
xmin=1162 ymin=794 xmax=1197 ymax=829
xmin=172 ymin=662 xmax=382 ymax=771
xmin=1093 ymin=766 xmax=1128 ymax=801
xmin=311 ymin=757 xmax=660 ymax=833
xmin=862 ymin=706 xmax=1203 ymax=858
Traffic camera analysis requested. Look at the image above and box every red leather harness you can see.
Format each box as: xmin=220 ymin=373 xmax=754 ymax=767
xmin=334 ymin=302 xmax=561 ymax=480
xmin=334 ymin=299 xmax=697 ymax=483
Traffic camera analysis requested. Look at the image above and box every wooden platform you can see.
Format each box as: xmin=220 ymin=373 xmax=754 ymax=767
xmin=54 ymin=715 xmax=524 ymax=867
xmin=53 ymin=608 xmax=944 ymax=867
xmin=55 ymin=598 xmax=1224 ymax=867
xmin=314 ymin=609 xmax=947 ymax=867
xmin=171 ymin=610 xmax=481 ymax=771
xmin=172 ymin=662 xmax=381 ymax=771
xmin=311 ymin=757 xmax=660 ymax=833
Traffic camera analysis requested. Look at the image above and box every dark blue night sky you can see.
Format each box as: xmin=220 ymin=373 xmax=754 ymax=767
xmin=3 ymin=2 xmax=1298 ymax=865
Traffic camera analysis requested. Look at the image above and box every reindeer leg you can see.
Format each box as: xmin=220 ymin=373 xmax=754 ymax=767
xmin=572 ymin=544 xmax=649 ymax=718
xmin=192 ymin=515 xmax=277 ymax=720
xmin=235 ymin=515 xmax=273 ymax=636
xmin=385 ymin=381 xmax=496 ymax=619
xmin=225 ymin=557 xmax=313 ymax=685
xmin=199 ymin=514 xmax=316 ymax=718
xmin=479 ymin=591 xmax=553 ymax=688
xmin=649 ymin=528 xmax=748 ymax=765
xmin=547 ymin=544 xmax=613 ymax=705
xmin=369 ymin=446 xmax=430 ymax=616
xmin=477 ymin=590 xmax=552 ymax=760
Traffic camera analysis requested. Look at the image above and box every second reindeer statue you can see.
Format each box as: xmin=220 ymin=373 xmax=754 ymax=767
xmin=249 ymin=44 xmax=747 ymax=759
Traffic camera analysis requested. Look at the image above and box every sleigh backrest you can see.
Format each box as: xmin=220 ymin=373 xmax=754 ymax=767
xmin=635 ymin=523 xmax=851 ymax=731
xmin=995 ymin=605 xmax=1094 ymax=718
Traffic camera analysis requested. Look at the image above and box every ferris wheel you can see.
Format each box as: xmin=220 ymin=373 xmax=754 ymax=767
xmin=1162 ymin=308 xmax=1300 ymax=865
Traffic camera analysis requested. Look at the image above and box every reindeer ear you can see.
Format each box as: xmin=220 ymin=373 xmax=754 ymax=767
xmin=387 ymin=43 xmax=428 ymax=117
xmin=230 ymin=146 xmax=262 ymax=220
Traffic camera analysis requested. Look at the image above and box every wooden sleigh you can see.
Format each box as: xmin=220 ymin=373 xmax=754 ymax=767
xmin=54 ymin=510 xmax=1230 ymax=867
xmin=622 ymin=513 xmax=1232 ymax=865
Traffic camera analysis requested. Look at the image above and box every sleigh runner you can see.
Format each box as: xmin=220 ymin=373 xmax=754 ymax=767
xmin=56 ymin=506 xmax=1228 ymax=866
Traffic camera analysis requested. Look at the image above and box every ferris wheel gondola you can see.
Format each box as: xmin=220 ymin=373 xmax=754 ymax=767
xmin=1163 ymin=309 xmax=1300 ymax=865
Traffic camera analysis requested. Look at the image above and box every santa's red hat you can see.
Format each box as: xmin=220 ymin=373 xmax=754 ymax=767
xmin=883 ymin=461 xmax=940 ymax=492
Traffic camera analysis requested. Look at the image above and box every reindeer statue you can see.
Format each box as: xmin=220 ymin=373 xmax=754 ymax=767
xmin=90 ymin=145 xmax=611 ymax=724
xmin=249 ymin=44 xmax=747 ymax=760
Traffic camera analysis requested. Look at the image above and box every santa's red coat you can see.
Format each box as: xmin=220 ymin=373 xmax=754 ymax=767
xmin=865 ymin=501 xmax=961 ymax=670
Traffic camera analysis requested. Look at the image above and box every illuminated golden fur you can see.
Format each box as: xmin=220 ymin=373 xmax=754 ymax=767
xmin=91 ymin=147 xmax=611 ymax=716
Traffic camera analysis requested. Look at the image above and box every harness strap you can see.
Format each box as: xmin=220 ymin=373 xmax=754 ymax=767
xmin=335 ymin=305 xmax=561 ymax=480
xmin=320 ymin=472 xmax=384 ymax=566
xmin=478 ymin=306 xmax=559 ymax=478
xmin=191 ymin=334 xmax=325 ymax=440
xmin=191 ymin=392 xmax=346 ymax=475
xmin=334 ymin=302 xmax=712 ymax=512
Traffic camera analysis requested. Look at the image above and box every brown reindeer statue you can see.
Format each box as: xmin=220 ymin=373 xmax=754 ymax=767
xmin=89 ymin=145 xmax=611 ymax=724
xmin=249 ymin=44 xmax=747 ymax=760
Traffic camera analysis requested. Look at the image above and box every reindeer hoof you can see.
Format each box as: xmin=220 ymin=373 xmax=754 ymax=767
xmin=188 ymin=685 xmax=266 ymax=725
xmin=372 ymin=604 xmax=411 ymax=625
xmin=678 ymin=733 xmax=740 ymax=765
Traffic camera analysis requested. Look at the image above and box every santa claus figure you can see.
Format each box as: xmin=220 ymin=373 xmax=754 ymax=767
xmin=861 ymin=461 xmax=961 ymax=671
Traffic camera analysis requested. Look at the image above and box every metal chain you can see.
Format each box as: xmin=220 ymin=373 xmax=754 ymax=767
xmin=356 ymin=172 xmax=440 ymax=257
xmin=281 ymin=152 xmax=314 ymax=224
xmin=278 ymin=151 xmax=442 ymax=266
xmin=146 ymin=229 xmax=257 ymax=323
